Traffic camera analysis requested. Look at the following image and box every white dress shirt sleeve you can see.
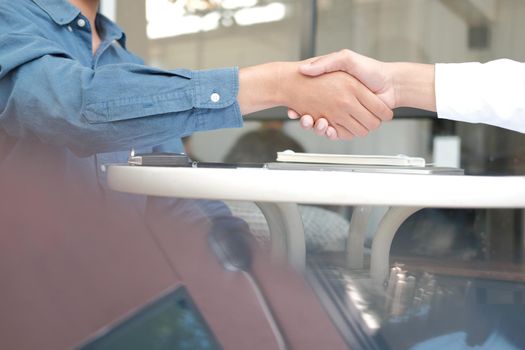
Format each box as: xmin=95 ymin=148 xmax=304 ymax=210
xmin=435 ymin=59 xmax=525 ymax=133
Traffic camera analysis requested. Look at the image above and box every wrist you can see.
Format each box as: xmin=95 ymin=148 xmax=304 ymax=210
xmin=385 ymin=62 xmax=403 ymax=109
xmin=273 ymin=61 xmax=302 ymax=105
xmin=390 ymin=62 xmax=436 ymax=111
xmin=238 ymin=62 xmax=286 ymax=115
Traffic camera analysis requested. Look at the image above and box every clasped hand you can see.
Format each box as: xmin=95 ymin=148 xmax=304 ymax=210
xmin=288 ymin=50 xmax=396 ymax=140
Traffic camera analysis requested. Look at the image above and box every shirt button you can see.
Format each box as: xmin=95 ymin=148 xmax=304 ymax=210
xmin=67 ymin=25 xmax=73 ymax=32
xmin=100 ymin=164 xmax=107 ymax=172
xmin=210 ymin=93 xmax=221 ymax=103
xmin=77 ymin=18 xmax=87 ymax=28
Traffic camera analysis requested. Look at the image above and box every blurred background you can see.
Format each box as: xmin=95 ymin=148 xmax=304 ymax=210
xmin=101 ymin=0 xmax=525 ymax=174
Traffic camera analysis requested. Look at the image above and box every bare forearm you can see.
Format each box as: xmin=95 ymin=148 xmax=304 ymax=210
xmin=238 ymin=62 xmax=288 ymax=115
xmin=388 ymin=62 xmax=436 ymax=111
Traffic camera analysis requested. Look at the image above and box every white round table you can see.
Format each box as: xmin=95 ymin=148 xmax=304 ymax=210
xmin=107 ymin=165 xmax=525 ymax=283
xmin=107 ymin=165 xmax=525 ymax=207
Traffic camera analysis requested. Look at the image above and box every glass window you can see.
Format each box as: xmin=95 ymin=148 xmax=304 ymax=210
xmin=139 ymin=0 xmax=302 ymax=70
xmin=317 ymin=0 xmax=525 ymax=67
xmin=315 ymin=0 xmax=525 ymax=176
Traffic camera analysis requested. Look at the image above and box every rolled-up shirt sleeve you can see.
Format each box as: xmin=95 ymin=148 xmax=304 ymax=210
xmin=0 ymin=33 xmax=243 ymax=156
xmin=435 ymin=59 xmax=525 ymax=133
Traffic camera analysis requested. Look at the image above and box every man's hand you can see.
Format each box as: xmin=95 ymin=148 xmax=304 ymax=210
xmin=302 ymin=49 xmax=397 ymax=108
xmin=278 ymin=63 xmax=393 ymax=140
xmin=291 ymin=50 xmax=396 ymax=139
xmin=238 ymin=61 xmax=392 ymax=140
xmin=291 ymin=49 xmax=436 ymax=139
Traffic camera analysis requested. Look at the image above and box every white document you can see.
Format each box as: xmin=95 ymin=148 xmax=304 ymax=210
xmin=276 ymin=151 xmax=426 ymax=167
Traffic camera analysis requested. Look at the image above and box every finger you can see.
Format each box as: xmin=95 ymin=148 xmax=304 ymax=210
xmin=326 ymin=126 xmax=339 ymax=140
xmin=355 ymin=82 xmax=394 ymax=122
xmin=332 ymin=121 xmax=356 ymax=141
xmin=314 ymin=118 xmax=329 ymax=136
xmin=287 ymin=109 xmax=300 ymax=119
xmin=300 ymin=115 xmax=314 ymax=130
xmin=346 ymin=101 xmax=383 ymax=132
xmin=335 ymin=112 xmax=369 ymax=138
xmin=299 ymin=50 xmax=353 ymax=77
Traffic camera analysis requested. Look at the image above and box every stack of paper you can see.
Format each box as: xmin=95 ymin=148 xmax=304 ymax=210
xmin=276 ymin=151 xmax=426 ymax=167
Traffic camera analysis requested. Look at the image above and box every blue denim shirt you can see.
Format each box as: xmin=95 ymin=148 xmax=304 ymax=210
xmin=0 ymin=0 xmax=242 ymax=219
xmin=0 ymin=0 xmax=242 ymax=154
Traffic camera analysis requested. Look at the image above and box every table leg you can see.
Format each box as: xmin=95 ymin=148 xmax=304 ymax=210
xmin=255 ymin=202 xmax=306 ymax=271
xmin=370 ymin=206 xmax=423 ymax=286
xmin=346 ymin=206 xmax=372 ymax=269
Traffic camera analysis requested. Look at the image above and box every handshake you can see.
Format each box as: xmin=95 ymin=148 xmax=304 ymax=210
xmin=238 ymin=49 xmax=436 ymax=141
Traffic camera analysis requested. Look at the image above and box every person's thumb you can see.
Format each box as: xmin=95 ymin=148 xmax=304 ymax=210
xmin=299 ymin=52 xmax=350 ymax=76
xmin=299 ymin=55 xmax=344 ymax=77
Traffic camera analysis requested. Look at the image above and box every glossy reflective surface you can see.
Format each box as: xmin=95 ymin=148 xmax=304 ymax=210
xmin=307 ymin=207 xmax=525 ymax=350
xmin=79 ymin=287 xmax=220 ymax=350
